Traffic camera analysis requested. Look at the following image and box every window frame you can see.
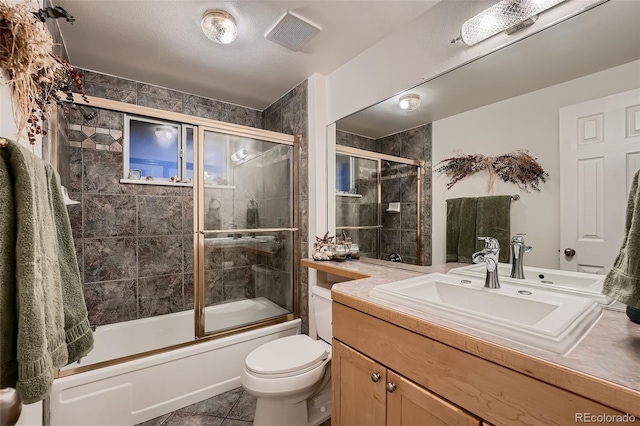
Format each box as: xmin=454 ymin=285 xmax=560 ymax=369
xmin=336 ymin=153 xmax=357 ymax=193
xmin=123 ymin=114 xmax=184 ymax=182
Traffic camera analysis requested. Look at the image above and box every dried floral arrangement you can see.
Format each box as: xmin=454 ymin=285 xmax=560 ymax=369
xmin=0 ymin=1 xmax=86 ymax=144
xmin=434 ymin=149 xmax=549 ymax=193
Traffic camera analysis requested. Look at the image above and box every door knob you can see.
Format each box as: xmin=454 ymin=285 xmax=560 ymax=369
xmin=386 ymin=382 xmax=396 ymax=393
xmin=564 ymin=248 xmax=576 ymax=258
xmin=371 ymin=373 xmax=381 ymax=383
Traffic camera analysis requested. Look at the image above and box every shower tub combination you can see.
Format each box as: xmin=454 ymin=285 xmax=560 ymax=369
xmin=44 ymin=99 xmax=302 ymax=426
xmin=50 ymin=301 xmax=299 ymax=426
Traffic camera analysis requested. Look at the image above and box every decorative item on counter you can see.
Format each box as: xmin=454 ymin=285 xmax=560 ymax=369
xmin=312 ymin=232 xmax=335 ymax=261
xmin=170 ymin=176 xmax=178 ymax=182
xmin=0 ymin=2 xmax=86 ymax=144
xmin=145 ymin=176 xmax=154 ymax=181
xmin=348 ymin=243 xmax=360 ymax=259
xmin=127 ymin=169 xmax=141 ymax=180
xmin=435 ymin=149 xmax=549 ymax=193
xmin=333 ymin=244 xmax=348 ymax=262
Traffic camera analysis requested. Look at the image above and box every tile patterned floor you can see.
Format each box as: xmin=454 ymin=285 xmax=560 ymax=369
xmin=136 ymin=387 xmax=331 ymax=426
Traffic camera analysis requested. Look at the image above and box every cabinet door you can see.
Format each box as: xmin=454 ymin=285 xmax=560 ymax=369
xmin=387 ymin=371 xmax=481 ymax=426
xmin=332 ymin=340 xmax=386 ymax=426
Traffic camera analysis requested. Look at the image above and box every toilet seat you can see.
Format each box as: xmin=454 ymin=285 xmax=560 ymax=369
xmin=245 ymin=335 xmax=328 ymax=378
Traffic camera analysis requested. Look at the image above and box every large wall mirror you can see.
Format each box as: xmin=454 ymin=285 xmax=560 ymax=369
xmin=328 ymin=0 xmax=640 ymax=271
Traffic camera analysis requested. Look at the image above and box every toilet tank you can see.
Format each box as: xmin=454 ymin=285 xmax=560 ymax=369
xmin=311 ymin=285 xmax=332 ymax=343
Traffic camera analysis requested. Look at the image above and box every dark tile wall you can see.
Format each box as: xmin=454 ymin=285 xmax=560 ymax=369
xmin=262 ymin=81 xmax=309 ymax=334
xmin=336 ymin=125 xmax=432 ymax=266
xmin=68 ymin=138 xmax=195 ymax=326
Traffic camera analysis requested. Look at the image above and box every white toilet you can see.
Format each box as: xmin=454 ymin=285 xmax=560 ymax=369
xmin=241 ymin=285 xmax=333 ymax=426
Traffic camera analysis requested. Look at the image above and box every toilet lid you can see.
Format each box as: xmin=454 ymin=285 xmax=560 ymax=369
xmin=245 ymin=335 xmax=328 ymax=376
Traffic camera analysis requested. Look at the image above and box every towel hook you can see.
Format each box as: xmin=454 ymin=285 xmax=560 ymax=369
xmin=247 ymin=199 xmax=258 ymax=208
xmin=511 ymin=194 xmax=520 ymax=201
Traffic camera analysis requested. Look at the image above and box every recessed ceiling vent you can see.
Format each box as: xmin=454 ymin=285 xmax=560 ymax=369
xmin=265 ymin=11 xmax=322 ymax=51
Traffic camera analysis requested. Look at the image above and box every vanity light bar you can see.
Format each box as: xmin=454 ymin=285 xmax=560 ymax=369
xmin=459 ymin=0 xmax=567 ymax=46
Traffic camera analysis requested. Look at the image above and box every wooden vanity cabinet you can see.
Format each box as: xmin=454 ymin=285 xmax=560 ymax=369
xmin=332 ymin=301 xmax=634 ymax=426
xmin=332 ymin=340 xmax=482 ymax=426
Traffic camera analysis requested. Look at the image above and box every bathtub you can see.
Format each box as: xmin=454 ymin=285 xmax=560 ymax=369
xmin=49 ymin=298 xmax=298 ymax=426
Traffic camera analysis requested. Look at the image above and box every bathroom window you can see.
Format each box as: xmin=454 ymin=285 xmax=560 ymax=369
xmin=124 ymin=115 xmax=226 ymax=184
xmin=336 ymin=154 xmax=356 ymax=193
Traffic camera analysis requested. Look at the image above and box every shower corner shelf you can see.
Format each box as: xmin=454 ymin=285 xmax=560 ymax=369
xmin=204 ymin=183 xmax=236 ymax=189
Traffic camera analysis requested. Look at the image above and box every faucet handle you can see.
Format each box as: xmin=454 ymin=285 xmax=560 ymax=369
xmin=477 ymin=237 xmax=500 ymax=250
xmin=511 ymin=233 xmax=526 ymax=244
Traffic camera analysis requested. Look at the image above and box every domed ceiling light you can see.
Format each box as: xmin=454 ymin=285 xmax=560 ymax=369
xmin=398 ymin=94 xmax=421 ymax=111
xmin=201 ymin=10 xmax=237 ymax=44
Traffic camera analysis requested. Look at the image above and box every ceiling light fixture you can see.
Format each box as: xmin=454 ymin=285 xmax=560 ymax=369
xmin=154 ymin=126 xmax=178 ymax=146
xmin=201 ymin=10 xmax=237 ymax=44
xmin=399 ymin=94 xmax=421 ymax=111
xmin=452 ymin=0 xmax=568 ymax=46
xmin=231 ymin=148 xmax=248 ymax=162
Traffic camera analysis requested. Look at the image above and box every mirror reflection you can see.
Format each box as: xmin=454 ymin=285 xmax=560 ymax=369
xmin=332 ymin=0 xmax=640 ymax=271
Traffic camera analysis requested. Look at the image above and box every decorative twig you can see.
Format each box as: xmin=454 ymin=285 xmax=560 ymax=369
xmin=0 ymin=1 xmax=86 ymax=144
xmin=434 ymin=149 xmax=549 ymax=193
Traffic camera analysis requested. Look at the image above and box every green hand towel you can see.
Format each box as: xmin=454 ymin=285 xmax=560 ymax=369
xmin=0 ymin=140 xmax=93 ymax=404
xmin=446 ymin=197 xmax=478 ymax=263
xmin=602 ymin=170 xmax=640 ymax=309
xmin=475 ymin=196 xmax=512 ymax=263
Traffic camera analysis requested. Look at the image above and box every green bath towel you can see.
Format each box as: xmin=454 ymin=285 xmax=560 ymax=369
xmin=602 ymin=170 xmax=640 ymax=309
xmin=475 ymin=196 xmax=511 ymax=263
xmin=446 ymin=195 xmax=511 ymax=264
xmin=446 ymin=197 xmax=478 ymax=263
xmin=0 ymin=140 xmax=93 ymax=404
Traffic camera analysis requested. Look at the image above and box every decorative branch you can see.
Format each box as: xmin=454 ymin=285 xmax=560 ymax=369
xmin=434 ymin=149 xmax=549 ymax=193
xmin=0 ymin=1 xmax=86 ymax=144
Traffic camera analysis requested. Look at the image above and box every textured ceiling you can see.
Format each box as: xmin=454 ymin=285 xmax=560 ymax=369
xmin=55 ymin=0 xmax=438 ymax=110
xmin=337 ymin=0 xmax=640 ymax=138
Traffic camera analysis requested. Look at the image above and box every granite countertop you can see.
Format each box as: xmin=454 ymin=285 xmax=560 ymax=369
xmin=303 ymin=258 xmax=640 ymax=403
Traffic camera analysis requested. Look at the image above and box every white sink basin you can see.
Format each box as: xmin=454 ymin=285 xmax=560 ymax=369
xmin=448 ymin=263 xmax=613 ymax=306
xmin=370 ymin=273 xmax=601 ymax=354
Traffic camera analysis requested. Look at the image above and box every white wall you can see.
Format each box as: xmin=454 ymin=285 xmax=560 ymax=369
xmin=326 ymin=0 xmax=600 ymax=124
xmin=432 ymin=60 xmax=640 ymax=269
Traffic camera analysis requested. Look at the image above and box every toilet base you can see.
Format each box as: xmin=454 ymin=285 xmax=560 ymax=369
xmin=252 ymin=378 xmax=331 ymax=426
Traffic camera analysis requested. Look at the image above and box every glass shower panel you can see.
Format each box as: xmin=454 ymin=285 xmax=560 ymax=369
xmin=200 ymin=129 xmax=294 ymax=335
xmin=336 ymin=154 xmax=380 ymax=258
xmin=335 ymin=155 xmax=379 ymax=228
xmin=381 ymin=161 xmax=420 ymax=264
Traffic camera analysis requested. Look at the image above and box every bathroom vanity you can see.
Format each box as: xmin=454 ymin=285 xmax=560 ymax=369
xmin=301 ymin=259 xmax=640 ymax=426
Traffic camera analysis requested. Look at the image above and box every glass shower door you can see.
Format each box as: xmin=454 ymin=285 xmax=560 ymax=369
xmin=335 ymin=154 xmax=381 ymax=258
xmin=195 ymin=127 xmax=296 ymax=337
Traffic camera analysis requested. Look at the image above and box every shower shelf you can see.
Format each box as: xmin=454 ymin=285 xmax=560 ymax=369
xmin=336 ymin=193 xmax=362 ymax=198
xmin=119 ymin=179 xmax=235 ymax=190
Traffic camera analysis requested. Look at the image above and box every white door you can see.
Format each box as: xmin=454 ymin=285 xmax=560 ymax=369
xmin=560 ymin=88 xmax=640 ymax=273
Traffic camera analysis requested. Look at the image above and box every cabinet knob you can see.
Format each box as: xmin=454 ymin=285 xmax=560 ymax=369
xmin=386 ymin=382 xmax=396 ymax=393
xmin=371 ymin=373 xmax=381 ymax=383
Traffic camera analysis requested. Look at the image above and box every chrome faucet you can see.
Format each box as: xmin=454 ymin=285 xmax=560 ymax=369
xmin=510 ymin=234 xmax=533 ymax=279
xmin=472 ymin=237 xmax=501 ymax=289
